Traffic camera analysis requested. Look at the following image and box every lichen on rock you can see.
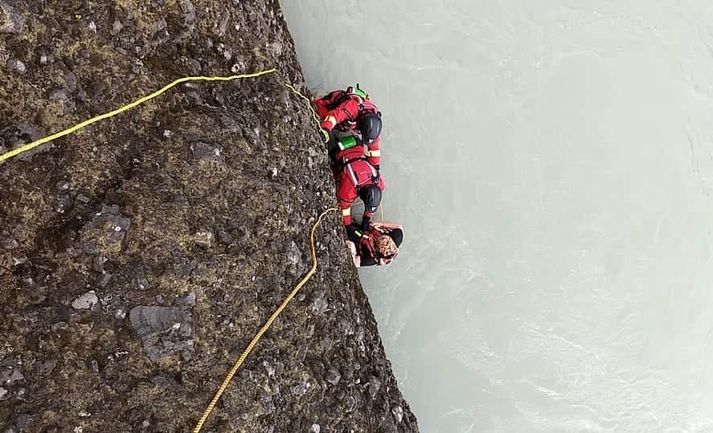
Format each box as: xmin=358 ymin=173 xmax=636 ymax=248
xmin=0 ymin=1 xmax=418 ymax=432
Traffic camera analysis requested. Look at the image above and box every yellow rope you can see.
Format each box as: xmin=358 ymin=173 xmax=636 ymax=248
xmin=0 ymin=67 xmax=340 ymax=431
xmin=282 ymin=80 xmax=330 ymax=143
xmin=189 ymin=76 xmax=333 ymax=432
xmin=0 ymin=69 xmax=278 ymax=163
xmin=0 ymin=69 xmax=332 ymax=164
xmin=192 ymin=207 xmax=337 ymax=433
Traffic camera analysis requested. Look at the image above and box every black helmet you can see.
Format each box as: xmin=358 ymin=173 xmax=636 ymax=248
xmin=358 ymin=113 xmax=382 ymax=144
xmin=359 ymin=184 xmax=382 ymax=213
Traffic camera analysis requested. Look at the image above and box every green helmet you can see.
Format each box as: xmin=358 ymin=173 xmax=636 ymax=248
xmin=352 ymin=83 xmax=368 ymax=100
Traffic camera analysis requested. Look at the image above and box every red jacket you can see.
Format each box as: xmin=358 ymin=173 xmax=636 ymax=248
xmin=314 ymin=89 xmax=382 ymax=167
xmin=334 ymin=146 xmax=385 ymax=225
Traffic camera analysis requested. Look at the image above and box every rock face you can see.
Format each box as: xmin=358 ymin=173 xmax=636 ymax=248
xmin=129 ymin=306 xmax=194 ymax=362
xmin=0 ymin=1 xmax=419 ymax=432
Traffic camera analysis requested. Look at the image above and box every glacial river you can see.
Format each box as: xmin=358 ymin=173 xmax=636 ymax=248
xmin=280 ymin=1 xmax=713 ymax=431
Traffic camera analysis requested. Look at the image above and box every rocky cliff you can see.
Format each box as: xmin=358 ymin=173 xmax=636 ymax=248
xmin=0 ymin=1 xmax=419 ymax=432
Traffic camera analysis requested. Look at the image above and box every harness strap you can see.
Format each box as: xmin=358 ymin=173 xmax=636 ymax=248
xmin=341 ymin=156 xmax=368 ymax=166
xmin=346 ymin=163 xmax=359 ymax=187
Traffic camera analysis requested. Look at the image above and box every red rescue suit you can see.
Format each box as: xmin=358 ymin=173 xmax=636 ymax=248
xmin=314 ymin=89 xmax=382 ymax=167
xmin=333 ymin=145 xmax=385 ymax=226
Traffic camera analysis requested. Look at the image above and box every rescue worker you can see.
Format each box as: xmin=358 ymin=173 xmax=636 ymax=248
xmin=332 ymin=135 xmax=384 ymax=231
xmin=345 ymin=222 xmax=403 ymax=267
xmin=313 ymin=84 xmax=383 ymax=169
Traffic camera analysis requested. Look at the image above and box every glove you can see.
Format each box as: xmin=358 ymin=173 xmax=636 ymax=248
xmin=345 ymin=224 xmax=360 ymax=241
xmin=360 ymin=215 xmax=372 ymax=232
xmin=359 ymin=235 xmax=371 ymax=250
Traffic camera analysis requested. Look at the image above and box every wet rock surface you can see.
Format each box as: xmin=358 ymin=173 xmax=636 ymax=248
xmin=0 ymin=1 xmax=418 ymax=432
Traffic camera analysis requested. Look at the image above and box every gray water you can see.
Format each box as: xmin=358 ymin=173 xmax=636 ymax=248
xmin=280 ymin=1 xmax=713 ymax=432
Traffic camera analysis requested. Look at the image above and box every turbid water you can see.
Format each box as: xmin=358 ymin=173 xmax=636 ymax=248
xmin=281 ymin=1 xmax=713 ymax=431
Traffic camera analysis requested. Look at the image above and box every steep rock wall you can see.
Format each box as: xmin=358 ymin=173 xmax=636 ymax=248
xmin=0 ymin=1 xmax=419 ymax=432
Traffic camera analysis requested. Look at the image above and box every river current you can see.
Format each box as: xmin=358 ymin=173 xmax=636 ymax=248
xmin=280 ymin=1 xmax=713 ymax=431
